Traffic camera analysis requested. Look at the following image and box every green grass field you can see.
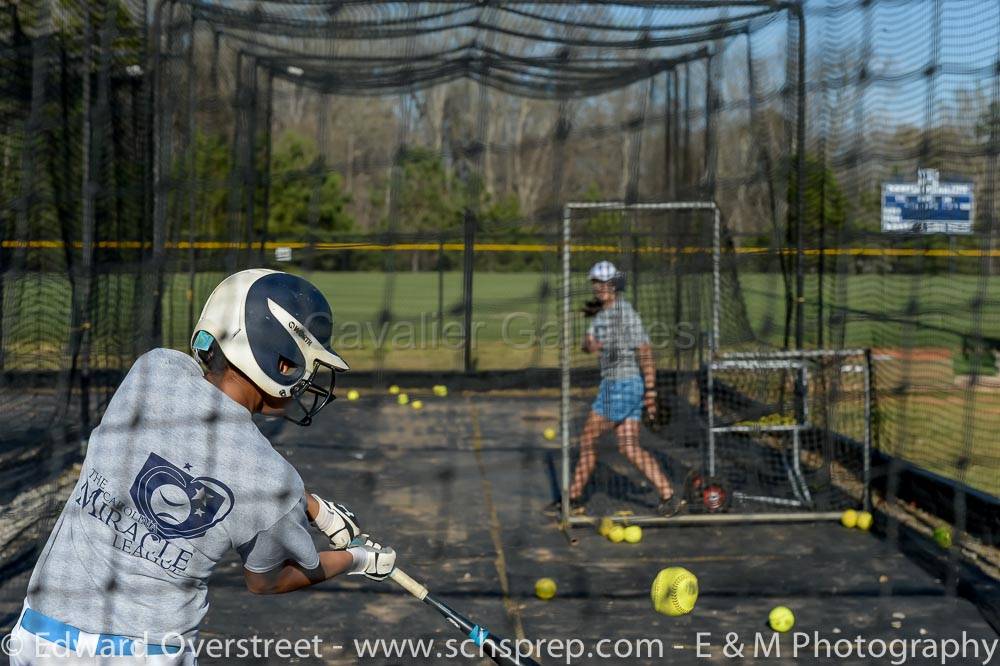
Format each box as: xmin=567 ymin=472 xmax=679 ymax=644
xmin=2 ymin=269 xmax=998 ymax=496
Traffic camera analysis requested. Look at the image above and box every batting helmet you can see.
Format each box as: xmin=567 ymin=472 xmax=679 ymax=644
xmin=588 ymin=260 xmax=626 ymax=292
xmin=191 ymin=269 xmax=349 ymax=426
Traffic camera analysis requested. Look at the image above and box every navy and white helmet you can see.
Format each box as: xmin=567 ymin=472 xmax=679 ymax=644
xmin=191 ymin=269 xmax=349 ymax=426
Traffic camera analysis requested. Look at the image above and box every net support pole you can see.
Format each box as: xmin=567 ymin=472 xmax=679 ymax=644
xmin=259 ymin=71 xmax=273 ymax=263
xmin=794 ymin=4 xmax=806 ymax=351
xmin=225 ymin=50 xmax=245 ymax=272
xmin=437 ymin=234 xmax=444 ymax=327
xmin=663 ymin=67 xmax=672 ymax=199
xmin=149 ymin=0 xmax=175 ymax=349
xmin=243 ymin=60 xmax=258 ymax=265
xmin=185 ymin=17 xmax=198 ymax=340
xmin=462 ymin=209 xmax=475 ymax=373
xmin=863 ymin=348 xmax=873 ymax=511
xmin=712 ymin=207 xmax=720 ymax=354
xmin=683 ymin=63 xmax=691 ymax=191
xmin=560 ymin=205 xmax=572 ymax=528
xmin=708 ymin=205 xmax=720 ymax=476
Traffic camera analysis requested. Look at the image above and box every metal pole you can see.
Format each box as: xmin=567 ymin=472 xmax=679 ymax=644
xmin=560 ymin=205 xmax=572 ymax=527
xmin=795 ymin=5 xmax=806 ymax=351
xmin=150 ymin=0 xmax=175 ymax=350
xmin=567 ymin=512 xmax=847 ymax=527
xmin=225 ymin=51 xmax=244 ymax=272
xmin=683 ymin=62 xmax=691 ymax=190
xmin=703 ymin=53 xmax=714 ymax=194
xmin=712 ymin=207 xmax=721 ymax=353
xmin=437 ymin=234 xmax=445 ymax=327
xmin=863 ymin=348 xmax=873 ymax=511
xmin=462 ymin=210 xmax=475 ymax=373
xmin=186 ymin=17 xmax=198 ymax=340
xmin=663 ymin=67 xmax=672 ymax=198
xmin=260 ymin=71 xmax=274 ymax=263
xmin=243 ymin=59 xmax=259 ymax=265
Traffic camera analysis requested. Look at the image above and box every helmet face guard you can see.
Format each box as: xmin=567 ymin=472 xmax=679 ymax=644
xmin=285 ymin=358 xmax=337 ymax=427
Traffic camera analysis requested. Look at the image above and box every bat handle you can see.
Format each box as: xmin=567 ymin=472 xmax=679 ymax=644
xmin=389 ymin=568 xmax=429 ymax=601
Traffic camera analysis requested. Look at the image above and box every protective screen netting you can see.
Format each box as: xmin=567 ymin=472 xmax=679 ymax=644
xmin=1 ymin=0 xmax=997 ymax=563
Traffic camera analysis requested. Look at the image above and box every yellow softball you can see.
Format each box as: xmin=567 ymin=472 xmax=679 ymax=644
xmin=651 ymin=567 xmax=698 ymax=616
xmin=623 ymin=525 xmax=643 ymax=543
xmin=607 ymin=525 xmax=626 ymax=543
xmin=597 ymin=517 xmax=614 ymax=537
xmin=856 ymin=511 xmax=873 ymax=531
xmin=841 ymin=509 xmax=858 ymax=529
xmin=411 ymin=399 xmax=423 ymax=410
xmin=346 ymin=389 xmax=360 ymax=401
xmin=769 ymin=606 xmax=795 ymax=632
xmin=397 ymin=393 xmax=409 ymax=405
xmin=388 ymin=384 xmax=400 ymax=395
xmin=543 ymin=427 xmax=557 ymax=441
xmin=534 ymin=578 xmax=557 ymax=601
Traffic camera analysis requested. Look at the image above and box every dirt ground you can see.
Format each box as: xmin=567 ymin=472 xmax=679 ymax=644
xmin=1 ymin=391 xmax=996 ymax=665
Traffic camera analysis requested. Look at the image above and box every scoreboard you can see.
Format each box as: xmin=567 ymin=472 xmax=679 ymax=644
xmin=881 ymin=169 xmax=974 ymax=234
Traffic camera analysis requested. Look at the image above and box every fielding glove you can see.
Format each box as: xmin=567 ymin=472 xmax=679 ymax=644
xmin=581 ymin=298 xmax=602 ymax=317
xmin=310 ymin=494 xmax=361 ymax=550
xmin=347 ymin=534 xmax=396 ymax=581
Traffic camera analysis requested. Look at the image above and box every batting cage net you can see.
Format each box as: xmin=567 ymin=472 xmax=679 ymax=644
xmin=1 ymin=0 xmax=998 ymax=645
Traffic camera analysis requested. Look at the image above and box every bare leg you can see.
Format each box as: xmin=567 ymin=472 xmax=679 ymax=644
xmin=568 ymin=411 xmax=615 ymax=500
xmin=615 ymin=419 xmax=674 ymax=499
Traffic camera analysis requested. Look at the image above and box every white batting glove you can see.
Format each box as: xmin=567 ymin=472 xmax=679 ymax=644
xmin=347 ymin=534 xmax=396 ymax=581
xmin=310 ymin=493 xmax=361 ymax=550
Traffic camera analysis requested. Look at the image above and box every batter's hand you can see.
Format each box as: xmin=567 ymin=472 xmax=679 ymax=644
xmin=310 ymin=493 xmax=361 ymax=550
xmin=347 ymin=534 xmax=396 ymax=581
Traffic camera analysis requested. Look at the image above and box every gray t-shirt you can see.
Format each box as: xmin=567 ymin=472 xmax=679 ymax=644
xmin=586 ymin=298 xmax=650 ymax=380
xmin=26 ymin=349 xmax=320 ymax=644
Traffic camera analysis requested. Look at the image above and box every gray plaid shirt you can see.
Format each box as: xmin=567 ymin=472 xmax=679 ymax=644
xmin=586 ymin=298 xmax=650 ymax=380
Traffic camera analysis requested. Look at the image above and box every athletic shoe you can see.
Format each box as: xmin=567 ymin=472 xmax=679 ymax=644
xmin=657 ymin=495 xmax=686 ymax=517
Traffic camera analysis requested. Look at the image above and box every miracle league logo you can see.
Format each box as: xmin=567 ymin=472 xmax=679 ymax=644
xmin=73 ymin=453 xmax=234 ymax=576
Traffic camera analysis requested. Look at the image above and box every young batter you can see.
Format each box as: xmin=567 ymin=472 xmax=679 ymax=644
xmin=564 ymin=261 xmax=681 ymax=516
xmin=9 ymin=269 xmax=393 ymax=665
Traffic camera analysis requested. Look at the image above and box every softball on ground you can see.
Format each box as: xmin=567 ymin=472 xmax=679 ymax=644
xmin=397 ymin=393 xmax=409 ymax=405
xmin=433 ymin=384 xmax=448 ymax=397
xmin=624 ymin=525 xmax=643 ymax=544
xmin=346 ymin=389 xmax=360 ymax=401
xmin=607 ymin=525 xmax=626 ymax=543
xmin=840 ymin=509 xmax=859 ymax=529
xmin=534 ymin=578 xmax=557 ymax=601
xmin=856 ymin=511 xmax=873 ymax=531
xmin=597 ymin=517 xmax=614 ymax=537
xmin=650 ymin=567 xmax=698 ymax=616
xmin=933 ymin=525 xmax=952 ymax=549
xmin=411 ymin=399 xmax=423 ymax=410
xmin=769 ymin=606 xmax=795 ymax=632
xmin=388 ymin=385 xmax=400 ymax=395
xmin=542 ymin=427 xmax=557 ymax=441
